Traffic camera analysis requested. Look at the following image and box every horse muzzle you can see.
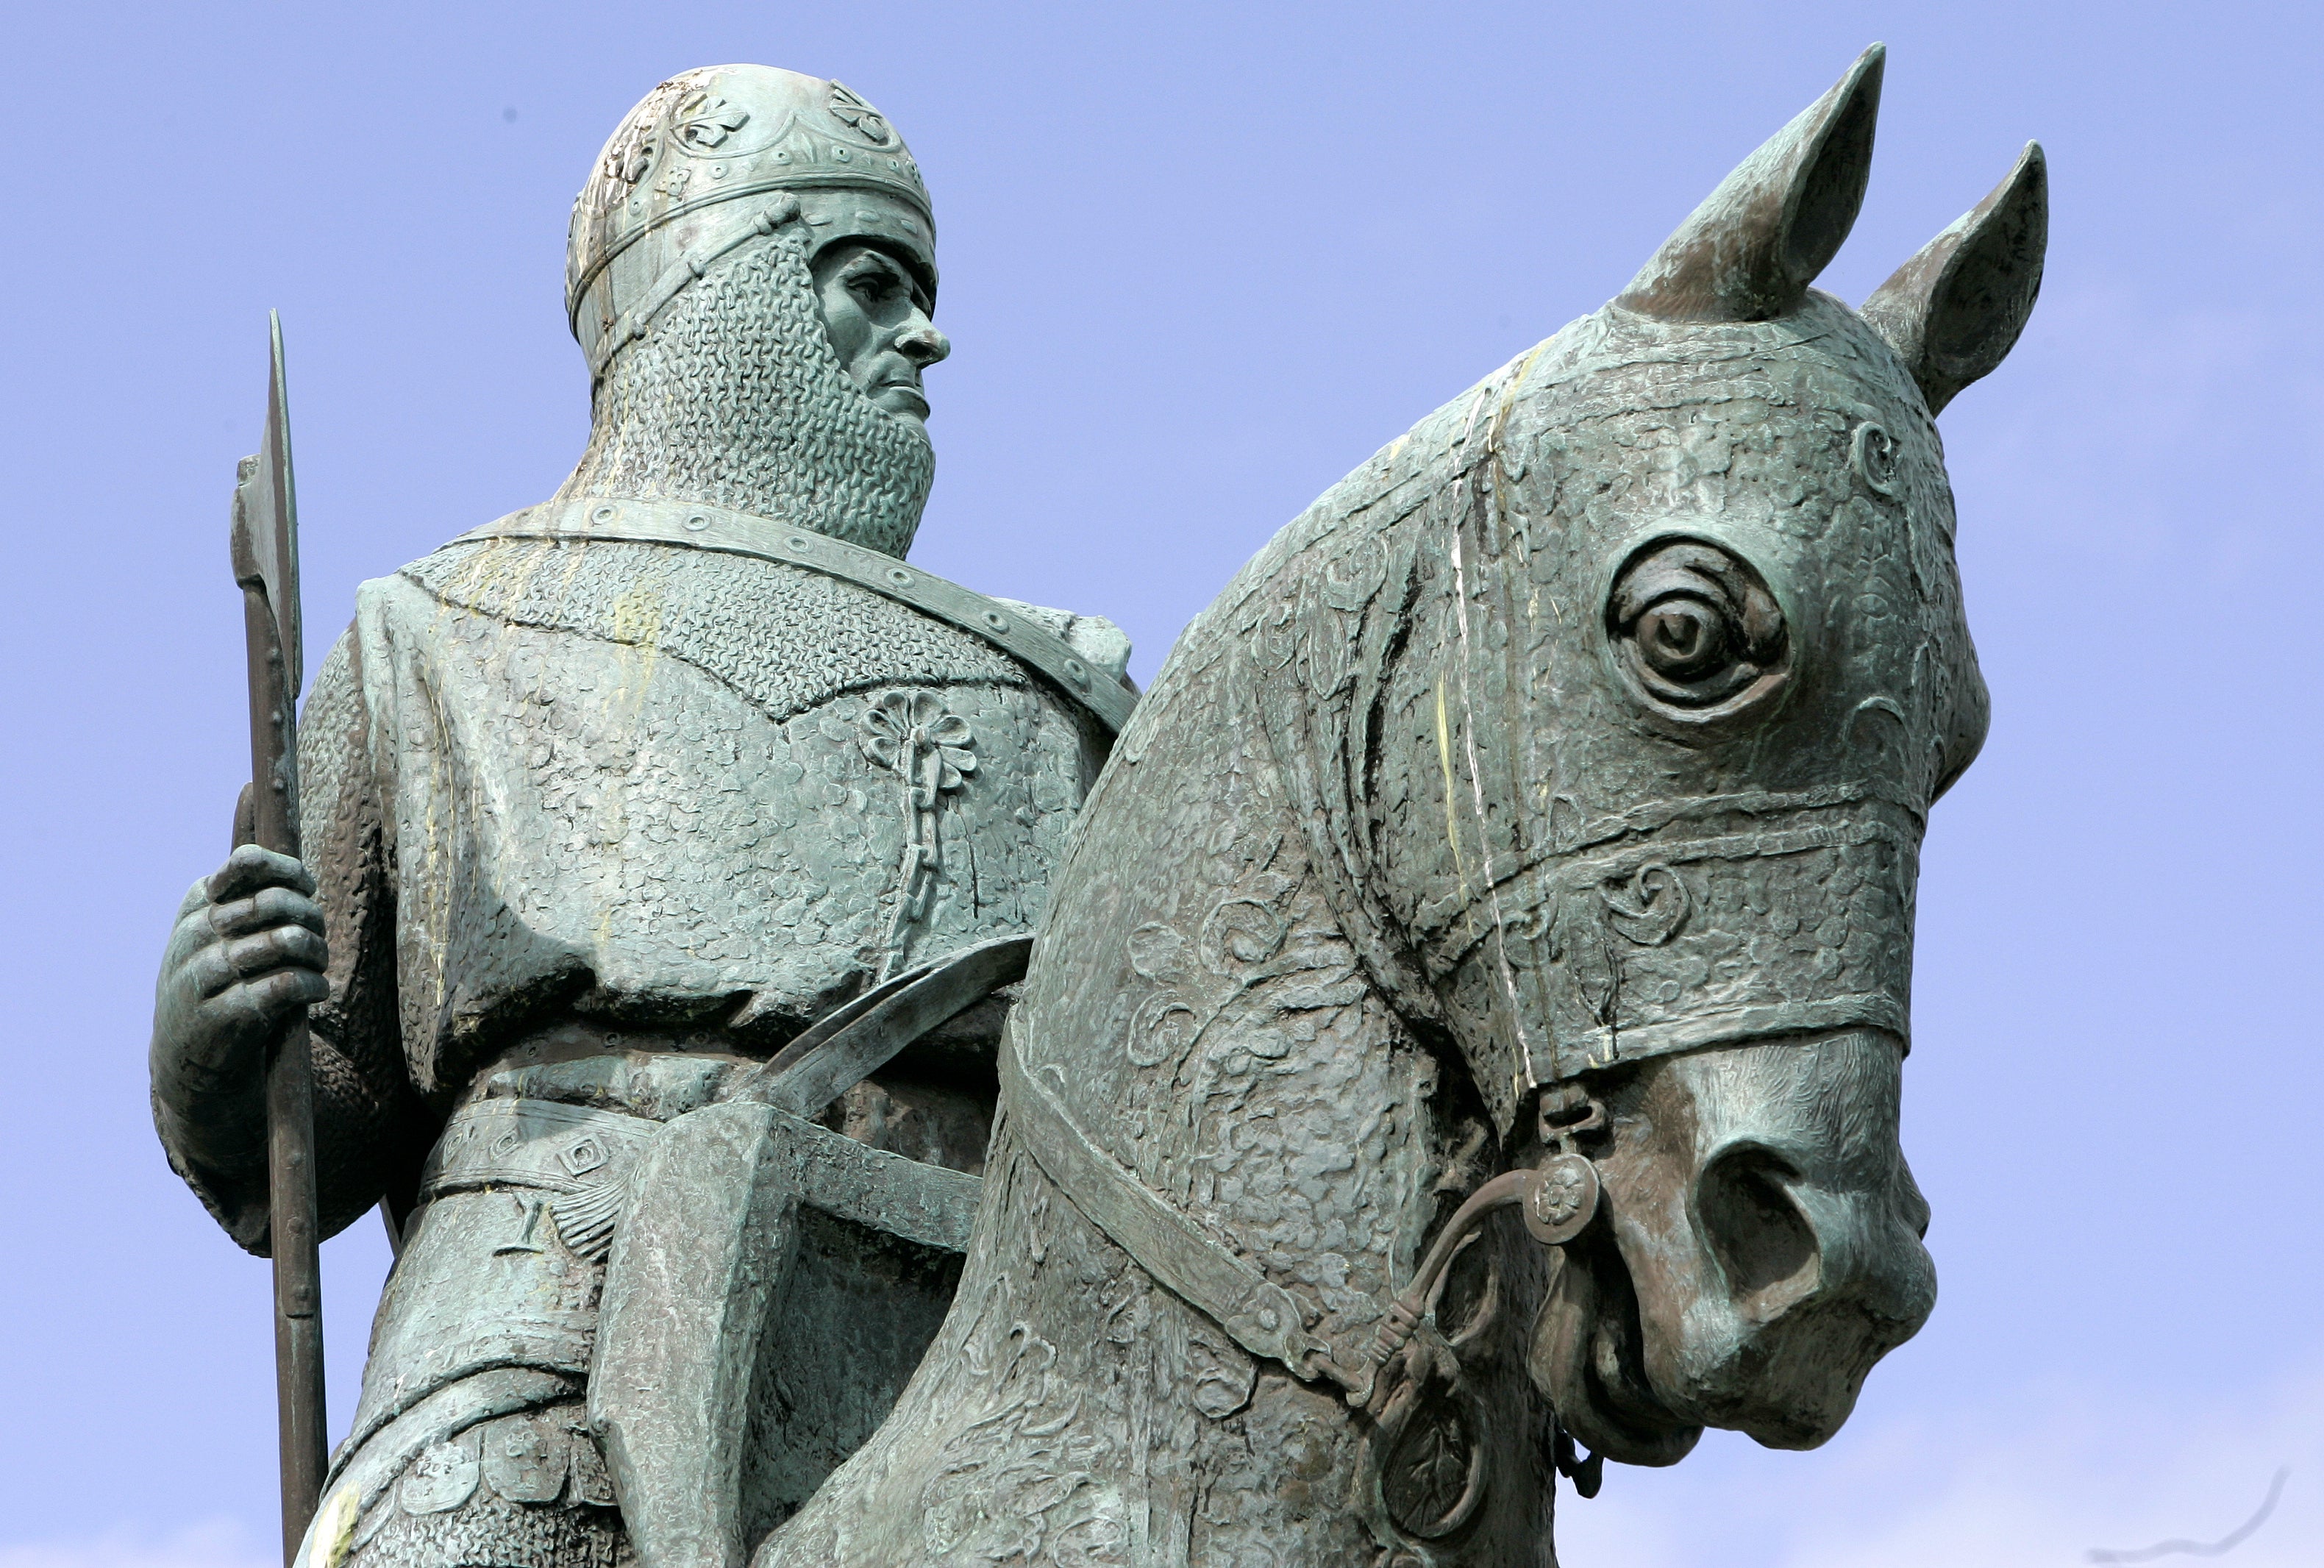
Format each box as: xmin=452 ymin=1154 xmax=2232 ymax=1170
xmin=1527 ymin=1028 xmax=1935 ymax=1461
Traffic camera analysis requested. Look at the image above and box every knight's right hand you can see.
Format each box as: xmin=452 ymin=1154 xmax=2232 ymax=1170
xmin=152 ymin=844 xmax=330 ymax=1102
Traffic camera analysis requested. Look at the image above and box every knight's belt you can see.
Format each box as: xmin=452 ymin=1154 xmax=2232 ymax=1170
xmin=417 ymin=1097 xmax=663 ymax=1261
xmin=1427 ymin=788 xmax=1922 ymax=1084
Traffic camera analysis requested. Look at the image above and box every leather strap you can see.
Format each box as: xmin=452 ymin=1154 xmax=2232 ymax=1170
xmin=448 ymin=496 xmax=1137 ymax=738
xmin=1000 ymin=1026 xmax=1374 ymax=1403
xmin=416 ymin=1099 xmax=659 ymax=1201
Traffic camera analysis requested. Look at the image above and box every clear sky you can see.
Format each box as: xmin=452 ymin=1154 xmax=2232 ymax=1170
xmin=2 ymin=4 xmax=2318 ymax=1565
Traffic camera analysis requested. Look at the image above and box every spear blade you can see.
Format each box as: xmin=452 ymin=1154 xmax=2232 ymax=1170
xmin=230 ymin=310 xmax=326 ymax=1564
xmin=232 ymin=313 xmax=302 ymax=703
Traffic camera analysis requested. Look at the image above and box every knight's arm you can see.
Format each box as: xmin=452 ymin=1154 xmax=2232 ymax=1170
xmin=151 ymin=627 xmax=424 ymax=1254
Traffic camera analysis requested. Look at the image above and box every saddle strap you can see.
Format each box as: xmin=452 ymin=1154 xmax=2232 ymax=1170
xmin=449 ymin=496 xmax=1137 ymax=738
xmin=999 ymin=1028 xmax=1376 ymax=1403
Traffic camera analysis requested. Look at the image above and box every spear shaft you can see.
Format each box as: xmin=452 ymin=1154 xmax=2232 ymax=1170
xmin=229 ymin=312 xmax=326 ymax=1563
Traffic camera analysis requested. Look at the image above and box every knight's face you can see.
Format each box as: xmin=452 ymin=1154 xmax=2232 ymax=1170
xmin=811 ymin=240 xmax=949 ymax=424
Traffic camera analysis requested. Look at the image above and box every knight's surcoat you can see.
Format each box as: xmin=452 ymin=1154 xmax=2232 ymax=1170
xmin=170 ymin=526 xmax=1123 ymax=1553
xmin=329 ymin=534 xmax=1109 ymax=1098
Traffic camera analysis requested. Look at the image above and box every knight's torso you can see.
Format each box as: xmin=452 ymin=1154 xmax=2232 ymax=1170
xmin=362 ymin=533 xmax=1108 ymax=1094
xmin=325 ymin=525 xmax=1117 ymax=1501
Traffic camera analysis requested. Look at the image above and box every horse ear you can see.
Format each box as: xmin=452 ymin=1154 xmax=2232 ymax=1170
xmin=1617 ymin=45 xmax=1885 ymax=322
xmin=1861 ymin=141 xmax=2047 ymax=415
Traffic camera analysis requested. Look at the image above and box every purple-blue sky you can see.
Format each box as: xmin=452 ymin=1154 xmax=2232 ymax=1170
xmin=3 ymin=5 xmax=2319 ymax=1564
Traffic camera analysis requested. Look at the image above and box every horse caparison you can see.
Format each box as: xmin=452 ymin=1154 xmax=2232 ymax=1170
xmin=757 ymin=45 xmax=2046 ymax=1567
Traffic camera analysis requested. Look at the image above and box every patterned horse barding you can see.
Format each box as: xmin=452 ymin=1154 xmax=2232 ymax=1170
xmin=758 ymin=46 xmax=2045 ymax=1567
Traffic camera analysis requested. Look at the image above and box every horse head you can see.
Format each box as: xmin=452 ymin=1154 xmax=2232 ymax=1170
xmin=1353 ymin=44 xmax=2046 ymax=1467
xmin=758 ymin=46 xmax=2046 ymax=1568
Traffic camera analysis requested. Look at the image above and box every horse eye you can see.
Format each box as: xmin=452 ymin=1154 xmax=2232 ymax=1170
xmin=1608 ymin=541 xmax=1789 ymax=719
xmin=1636 ymin=597 xmax=1728 ymax=680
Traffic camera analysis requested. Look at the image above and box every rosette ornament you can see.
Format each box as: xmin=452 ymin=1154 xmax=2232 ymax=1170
xmin=860 ymin=691 xmax=976 ymax=798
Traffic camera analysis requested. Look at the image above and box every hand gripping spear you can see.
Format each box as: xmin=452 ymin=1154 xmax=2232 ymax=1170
xmin=228 ymin=312 xmax=327 ymax=1564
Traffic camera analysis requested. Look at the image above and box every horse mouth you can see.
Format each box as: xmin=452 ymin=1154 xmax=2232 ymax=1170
xmin=1529 ymin=1233 xmax=1703 ymax=1467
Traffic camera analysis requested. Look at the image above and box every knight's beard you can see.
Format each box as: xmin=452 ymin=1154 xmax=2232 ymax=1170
xmin=557 ymin=230 xmax=936 ymax=558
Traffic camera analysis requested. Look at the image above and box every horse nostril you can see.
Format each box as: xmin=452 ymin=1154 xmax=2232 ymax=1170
xmin=1697 ymin=1147 xmax=1819 ymax=1318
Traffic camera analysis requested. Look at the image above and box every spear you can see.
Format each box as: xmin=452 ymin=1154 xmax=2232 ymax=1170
xmin=228 ymin=311 xmax=326 ymax=1563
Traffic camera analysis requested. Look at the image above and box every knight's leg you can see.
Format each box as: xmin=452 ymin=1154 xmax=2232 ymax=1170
xmin=309 ymin=1397 xmax=630 ymax=1568
xmin=591 ymin=1102 xmax=805 ymax=1568
xmin=590 ymin=1100 xmax=983 ymax=1568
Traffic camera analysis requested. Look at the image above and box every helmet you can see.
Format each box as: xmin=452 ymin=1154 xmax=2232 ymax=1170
xmin=567 ymin=66 xmax=937 ymax=382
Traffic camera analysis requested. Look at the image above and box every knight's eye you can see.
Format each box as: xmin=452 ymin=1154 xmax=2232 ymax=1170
xmin=1608 ymin=540 xmax=1789 ymax=719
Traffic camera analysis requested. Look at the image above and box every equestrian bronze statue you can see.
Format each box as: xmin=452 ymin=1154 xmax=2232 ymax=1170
xmin=151 ymin=63 xmax=1131 ymax=1568
xmin=152 ymin=45 xmax=2045 ymax=1568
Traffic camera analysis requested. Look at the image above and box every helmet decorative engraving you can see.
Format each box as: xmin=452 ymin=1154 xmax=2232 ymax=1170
xmin=567 ymin=65 xmax=936 ymax=381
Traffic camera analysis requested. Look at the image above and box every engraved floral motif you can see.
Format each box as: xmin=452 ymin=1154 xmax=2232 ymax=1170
xmin=859 ymin=691 xmax=975 ymax=793
xmin=1125 ymin=922 xmax=1191 ymax=983
xmin=858 ymin=691 xmax=976 ymax=977
xmin=1599 ymin=860 xmax=1689 ymax=946
xmin=1380 ymin=1389 xmax=1483 ymax=1538
xmin=605 ymin=128 xmax=657 ymax=186
xmin=827 ymin=82 xmax=899 ymax=148
xmin=1126 ymin=994 xmax=1199 ymax=1069
xmin=917 ymin=1320 xmax=1123 ymax=1561
xmin=1525 ymin=1155 xmax=1597 ymax=1238
xmin=672 ymin=90 xmax=749 ymax=151
xmin=1199 ymin=896 xmax=1286 ymax=972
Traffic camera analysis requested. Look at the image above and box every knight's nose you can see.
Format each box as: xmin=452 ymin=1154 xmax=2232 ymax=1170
xmin=897 ymin=322 xmax=950 ymax=367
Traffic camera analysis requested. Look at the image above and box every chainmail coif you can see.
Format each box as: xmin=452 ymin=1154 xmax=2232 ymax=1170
xmin=556 ymin=228 xmax=936 ymax=559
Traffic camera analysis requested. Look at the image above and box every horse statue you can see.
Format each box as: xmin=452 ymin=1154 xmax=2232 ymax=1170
xmin=651 ymin=44 xmax=2043 ymax=1568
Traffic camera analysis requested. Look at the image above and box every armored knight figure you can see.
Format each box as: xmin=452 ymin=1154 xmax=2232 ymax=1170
xmin=150 ymin=66 xmax=1130 ymax=1568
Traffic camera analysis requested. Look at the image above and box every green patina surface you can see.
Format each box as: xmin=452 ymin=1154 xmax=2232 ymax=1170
xmin=154 ymin=49 xmax=2047 ymax=1568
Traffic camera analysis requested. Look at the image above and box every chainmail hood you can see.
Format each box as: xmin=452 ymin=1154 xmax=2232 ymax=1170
xmin=556 ymin=66 xmax=939 ymax=556
xmin=555 ymin=217 xmax=936 ymax=558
